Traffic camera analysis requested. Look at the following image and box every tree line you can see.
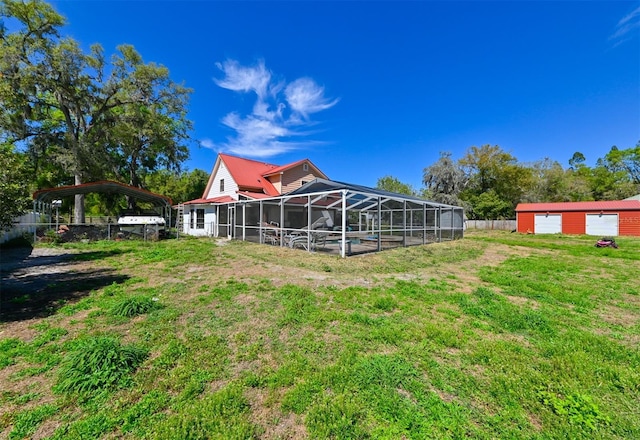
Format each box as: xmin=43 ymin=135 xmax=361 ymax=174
xmin=0 ymin=0 xmax=206 ymax=229
xmin=2 ymin=1 xmax=638 ymax=230
xmin=378 ymin=143 xmax=640 ymax=220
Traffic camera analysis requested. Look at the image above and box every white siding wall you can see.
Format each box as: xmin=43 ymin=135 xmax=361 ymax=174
xmin=185 ymin=207 xmax=217 ymax=237
xmin=205 ymin=162 xmax=238 ymax=200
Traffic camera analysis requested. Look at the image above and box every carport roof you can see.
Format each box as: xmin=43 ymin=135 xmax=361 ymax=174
xmin=33 ymin=181 xmax=172 ymax=207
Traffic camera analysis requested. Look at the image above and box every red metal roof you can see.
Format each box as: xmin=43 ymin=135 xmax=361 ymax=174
xmin=262 ymin=158 xmax=328 ymax=179
xmin=516 ymin=200 xmax=640 ymax=212
xmin=182 ymin=195 xmax=235 ymax=205
xmin=219 ymin=154 xmax=280 ymax=196
xmin=33 ymin=180 xmax=172 ymax=206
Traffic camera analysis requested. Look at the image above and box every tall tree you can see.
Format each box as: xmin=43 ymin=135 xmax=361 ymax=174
xmin=0 ymin=144 xmax=32 ymax=230
xmin=458 ymin=144 xmax=531 ymax=218
xmin=0 ymin=0 xmax=192 ymax=222
xmin=602 ymin=143 xmax=640 ymax=185
xmin=376 ymin=175 xmax=416 ymax=196
xmin=144 ymin=169 xmax=209 ymax=205
xmin=422 ymin=151 xmax=467 ymax=206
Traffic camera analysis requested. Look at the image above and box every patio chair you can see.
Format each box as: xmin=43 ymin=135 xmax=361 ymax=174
xmin=261 ymin=222 xmax=281 ymax=245
xmin=288 ymin=230 xmax=328 ymax=251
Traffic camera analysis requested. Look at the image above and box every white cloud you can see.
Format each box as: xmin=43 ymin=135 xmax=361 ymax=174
xmin=610 ymin=6 xmax=640 ymax=45
xmin=211 ymin=60 xmax=338 ymax=159
xmin=200 ymin=138 xmax=215 ymax=149
xmin=285 ymin=78 xmax=340 ymax=119
xmin=214 ymin=59 xmax=271 ymax=99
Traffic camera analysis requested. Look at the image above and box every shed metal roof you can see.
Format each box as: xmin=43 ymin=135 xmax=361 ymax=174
xmin=33 ymin=181 xmax=172 ymax=207
xmin=516 ymin=200 xmax=640 ymax=212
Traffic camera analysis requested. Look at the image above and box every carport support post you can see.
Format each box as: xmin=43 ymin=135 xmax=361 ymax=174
xmin=259 ymin=202 xmax=264 ymax=244
xmin=450 ymin=207 xmax=454 ymax=241
xmin=377 ymin=197 xmax=382 ymax=252
xmin=33 ymin=200 xmax=37 ymax=242
xmin=242 ymin=203 xmax=246 ymax=241
xmin=423 ymin=204 xmax=427 ymax=245
xmin=438 ymin=207 xmax=442 ymax=243
xmin=307 ymin=196 xmax=312 ymax=252
xmin=341 ymin=190 xmax=347 ymax=258
xmin=403 ymin=201 xmax=407 ymax=247
xmin=279 ymin=200 xmax=284 ymax=247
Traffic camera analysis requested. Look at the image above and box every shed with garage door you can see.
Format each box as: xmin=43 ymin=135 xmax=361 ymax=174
xmin=515 ymin=200 xmax=640 ymax=236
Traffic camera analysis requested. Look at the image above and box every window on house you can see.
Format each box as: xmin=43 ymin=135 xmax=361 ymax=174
xmin=196 ymin=209 xmax=205 ymax=229
xmin=220 ymin=179 xmax=224 ymax=192
xmin=190 ymin=209 xmax=195 ymax=229
xmin=303 ymin=163 xmax=309 ymax=172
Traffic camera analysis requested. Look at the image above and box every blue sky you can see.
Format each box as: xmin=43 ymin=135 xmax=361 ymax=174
xmin=51 ymin=1 xmax=639 ymax=190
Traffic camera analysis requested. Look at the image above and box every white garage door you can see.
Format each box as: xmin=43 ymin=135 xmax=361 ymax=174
xmin=535 ymin=214 xmax=562 ymax=234
xmin=586 ymin=214 xmax=618 ymax=236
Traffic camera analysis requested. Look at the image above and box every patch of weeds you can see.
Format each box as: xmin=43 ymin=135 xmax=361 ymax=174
xmin=277 ymin=284 xmax=320 ymax=327
xmin=12 ymin=392 xmax=41 ymax=405
xmin=154 ymin=338 xmax=188 ymax=369
xmin=55 ymin=335 xmax=148 ymax=396
xmin=282 ymin=379 xmax=324 ymax=414
xmin=0 ymin=338 xmax=29 ymax=369
xmin=210 ymin=278 xmax=249 ymax=301
xmin=391 ymin=279 xmax=450 ymax=303
xmin=9 ymin=294 xmax=30 ymax=304
xmin=479 ymin=255 xmax=598 ymax=308
xmin=31 ymin=326 xmax=68 ymax=348
xmin=178 ymin=369 xmax=211 ymax=401
xmin=306 ymin=393 xmax=369 ymax=439
xmin=8 ymin=403 xmax=57 ymax=440
xmin=120 ymin=390 xmax=170 ymax=434
xmin=110 ymin=295 xmax=161 ymax=318
xmin=454 ymin=287 xmax=555 ymax=336
xmin=372 ymin=295 xmax=397 ymax=312
xmin=538 ymin=390 xmax=610 ymax=431
xmin=50 ymin=411 xmax=118 ymax=439
xmin=57 ymin=296 xmax=96 ymax=316
xmin=150 ymin=384 xmax=258 ymax=438
xmin=421 ymin=321 xmax=466 ymax=349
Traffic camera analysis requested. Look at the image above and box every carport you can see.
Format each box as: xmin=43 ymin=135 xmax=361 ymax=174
xmin=32 ymin=181 xmax=173 ymax=235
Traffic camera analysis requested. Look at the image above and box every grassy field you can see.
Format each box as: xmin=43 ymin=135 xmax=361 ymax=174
xmin=1 ymin=231 xmax=639 ymax=439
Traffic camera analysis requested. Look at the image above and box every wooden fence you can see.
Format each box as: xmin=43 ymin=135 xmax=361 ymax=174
xmin=465 ymin=220 xmax=516 ymax=231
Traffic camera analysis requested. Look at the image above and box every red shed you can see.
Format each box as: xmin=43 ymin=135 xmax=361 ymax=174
xmin=515 ymin=200 xmax=640 ymax=236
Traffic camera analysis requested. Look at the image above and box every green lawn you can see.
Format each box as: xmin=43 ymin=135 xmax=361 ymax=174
xmin=1 ymin=231 xmax=639 ymax=439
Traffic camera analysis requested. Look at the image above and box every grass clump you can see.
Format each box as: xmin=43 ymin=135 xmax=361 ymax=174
xmin=538 ymin=390 xmax=610 ymax=431
xmin=56 ymin=335 xmax=147 ymax=396
xmin=8 ymin=403 xmax=57 ymax=440
xmin=150 ymin=384 xmax=259 ymax=439
xmin=110 ymin=295 xmax=160 ymax=317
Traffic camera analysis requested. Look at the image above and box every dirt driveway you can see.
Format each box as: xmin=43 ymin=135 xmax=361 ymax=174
xmin=0 ymin=246 xmax=129 ymax=323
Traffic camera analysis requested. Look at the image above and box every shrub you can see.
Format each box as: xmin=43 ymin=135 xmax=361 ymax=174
xmin=110 ymin=296 xmax=159 ymax=318
xmin=56 ymin=336 xmax=147 ymax=396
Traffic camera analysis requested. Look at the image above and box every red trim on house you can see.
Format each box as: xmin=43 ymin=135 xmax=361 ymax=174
xmin=182 ymin=195 xmax=235 ymax=205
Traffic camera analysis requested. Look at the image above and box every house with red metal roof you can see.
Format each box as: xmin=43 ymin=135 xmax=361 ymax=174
xmin=515 ymin=200 xmax=640 ymax=236
xmin=180 ymin=153 xmax=327 ymax=236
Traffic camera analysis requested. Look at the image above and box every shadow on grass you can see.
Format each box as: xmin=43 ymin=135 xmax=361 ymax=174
xmin=0 ymin=246 xmax=130 ymax=322
xmin=1 ymin=269 xmax=129 ymax=322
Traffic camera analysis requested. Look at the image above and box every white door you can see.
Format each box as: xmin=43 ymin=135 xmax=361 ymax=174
xmin=586 ymin=214 xmax=618 ymax=236
xmin=535 ymin=214 xmax=562 ymax=234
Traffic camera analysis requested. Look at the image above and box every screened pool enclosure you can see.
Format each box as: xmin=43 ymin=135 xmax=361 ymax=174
xmin=203 ymin=179 xmax=464 ymax=257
